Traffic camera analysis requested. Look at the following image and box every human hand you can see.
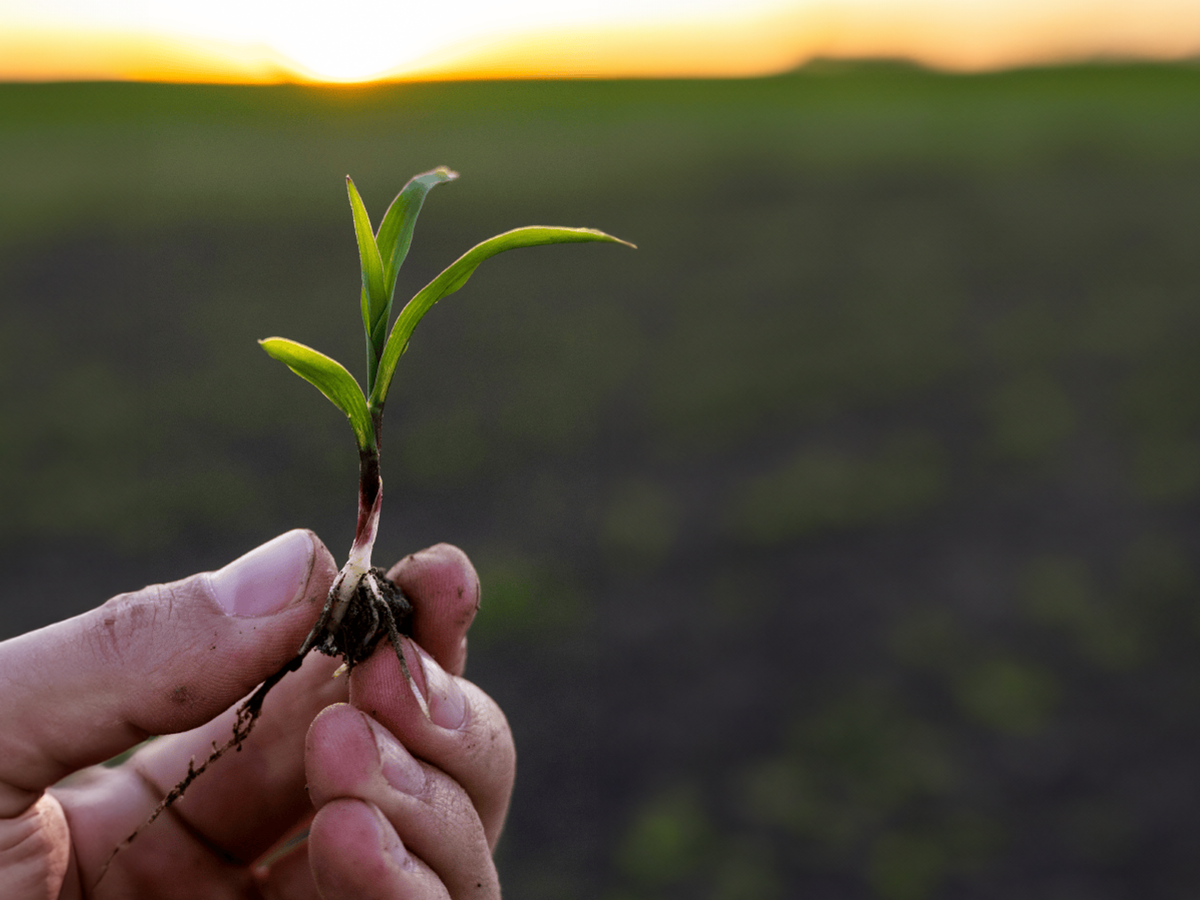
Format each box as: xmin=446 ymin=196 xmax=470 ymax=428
xmin=0 ymin=530 xmax=514 ymax=899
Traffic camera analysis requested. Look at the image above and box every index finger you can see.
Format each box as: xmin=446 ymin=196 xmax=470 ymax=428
xmin=385 ymin=544 xmax=480 ymax=677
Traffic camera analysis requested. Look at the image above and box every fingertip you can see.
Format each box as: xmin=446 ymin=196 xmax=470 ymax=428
xmin=386 ymin=543 xmax=477 ymax=601
xmin=306 ymin=703 xmax=364 ymax=760
xmin=386 ymin=544 xmax=479 ymax=676
xmin=310 ymin=800 xmax=424 ymax=898
xmin=305 ymin=704 xmax=380 ymax=807
xmin=348 ymin=641 xmax=516 ymax=849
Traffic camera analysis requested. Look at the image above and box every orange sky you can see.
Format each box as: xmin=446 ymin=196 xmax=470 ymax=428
xmin=1 ymin=0 xmax=1199 ymax=83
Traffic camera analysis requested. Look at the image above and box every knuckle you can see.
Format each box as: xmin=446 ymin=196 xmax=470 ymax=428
xmin=88 ymin=588 xmax=159 ymax=666
xmin=0 ymin=794 xmax=70 ymax=897
xmin=88 ymin=579 xmax=194 ymax=667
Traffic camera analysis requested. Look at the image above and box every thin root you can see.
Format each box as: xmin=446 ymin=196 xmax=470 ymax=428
xmin=95 ymin=567 xmax=414 ymax=887
xmin=370 ymin=573 xmax=429 ymax=719
xmin=93 ymin=652 xmax=304 ymax=888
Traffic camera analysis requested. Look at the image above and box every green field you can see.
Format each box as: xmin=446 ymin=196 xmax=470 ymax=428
xmin=4 ymin=64 xmax=1200 ymax=898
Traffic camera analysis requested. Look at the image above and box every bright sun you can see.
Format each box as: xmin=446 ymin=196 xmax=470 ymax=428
xmin=260 ymin=0 xmax=772 ymax=82
xmin=257 ymin=0 xmax=494 ymax=82
xmin=7 ymin=0 xmax=800 ymax=83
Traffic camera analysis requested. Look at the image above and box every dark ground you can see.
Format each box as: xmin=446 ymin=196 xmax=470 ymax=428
xmin=4 ymin=64 xmax=1200 ymax=899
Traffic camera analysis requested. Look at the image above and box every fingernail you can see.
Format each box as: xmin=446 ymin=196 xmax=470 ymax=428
xmin=208 ymin=530 xmax=315 ymax=618
xmin=368 ymin=804 xmax=418 ymax=873
xmin=416 ymin=645 xmax=467 ymax=730
xmin=366 ymin=715 xmax=425 ymax=795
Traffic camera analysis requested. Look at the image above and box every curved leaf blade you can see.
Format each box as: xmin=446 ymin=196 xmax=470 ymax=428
xmin=376 ymin=166 xmax=458 ymax=302
xmin=347 ymin=177 xmax=387 ymax=385
xmin=369 ymin=226 xmax=635 ymax=409
xmin=260 ymin=337 xmax=374 ymax=451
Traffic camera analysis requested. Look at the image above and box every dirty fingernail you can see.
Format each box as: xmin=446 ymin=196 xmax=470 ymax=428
xmin=368 ymin=803 xmax=418 ymax=873
xmin=416 ymin=645 xmax=467 ymax=730
xmin=209 ymin=530 xmax=315 ymax=618
xmin=366 ymin=715 xmax=425 ymax=795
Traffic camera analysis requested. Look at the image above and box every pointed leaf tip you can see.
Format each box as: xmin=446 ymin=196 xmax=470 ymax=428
xmin=369 ymin=225 xmax=634 ymax=409
xmin=347 ymin=176 xmax=388 ymax=389
xmin=370 ymin=166 xmax=462 ymax=375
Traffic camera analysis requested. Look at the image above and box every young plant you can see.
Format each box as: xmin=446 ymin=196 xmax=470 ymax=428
xmin=99 ymin=168 xmax=631 ymax=879
xmin=263 ymin=167 xmax=631 ymax=686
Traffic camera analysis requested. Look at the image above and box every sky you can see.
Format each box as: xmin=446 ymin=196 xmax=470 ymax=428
xmin=1 ymin=0 xmax=1199 ymax=83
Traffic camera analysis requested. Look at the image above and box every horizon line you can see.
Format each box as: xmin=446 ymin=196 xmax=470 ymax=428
xmin=4 ymin=14 xmax=1200 ymax=85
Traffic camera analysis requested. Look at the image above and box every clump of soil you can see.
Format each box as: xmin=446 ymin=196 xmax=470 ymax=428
xmin=312 ymin=566 xmax=414 ymax=667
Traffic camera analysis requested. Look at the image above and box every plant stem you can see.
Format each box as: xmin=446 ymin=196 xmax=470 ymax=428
xmin=353 ymin=447 xmax=381 ymax=557
xmin=329 ymin=414 xmax=385 ymax=630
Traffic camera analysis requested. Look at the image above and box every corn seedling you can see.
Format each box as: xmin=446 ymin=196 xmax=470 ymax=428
xmin=100 ymin=168 xmax=632 ymax=879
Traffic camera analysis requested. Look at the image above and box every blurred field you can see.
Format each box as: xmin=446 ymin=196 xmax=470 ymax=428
xmin=4 ymin=64 xmax=1200 ymax=898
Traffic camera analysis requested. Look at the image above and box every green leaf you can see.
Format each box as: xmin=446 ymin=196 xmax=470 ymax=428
xmin=259 ymin=337 xmax=375 ymax=451
xmin=369 ymin=226 xmax=635 ymax=409
xmin=346 ymin=176 xmax=387 ymax=386
xmin=376 ymin=166 xmax=458 ymax=304
xmin=366 ymin=167 xmax=458 ymax=391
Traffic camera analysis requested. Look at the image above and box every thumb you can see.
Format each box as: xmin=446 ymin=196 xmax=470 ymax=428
xmin=0 ymin=529 xmax=335 ymax=818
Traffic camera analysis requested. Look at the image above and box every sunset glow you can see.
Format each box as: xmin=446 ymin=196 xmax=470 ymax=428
xmin=1 ymin=0 xmax=1199 ymax=83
